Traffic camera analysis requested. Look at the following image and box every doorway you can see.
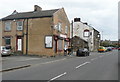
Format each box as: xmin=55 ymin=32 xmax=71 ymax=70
xmin=16 ymin=36 xmax=23 ymax=51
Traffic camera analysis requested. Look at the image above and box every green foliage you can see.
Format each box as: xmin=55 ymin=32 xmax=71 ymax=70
xmin=100 ymin=40 xmax=118 ymax=47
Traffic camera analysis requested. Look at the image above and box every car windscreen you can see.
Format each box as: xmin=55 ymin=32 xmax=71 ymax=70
xmin=5 ymin=46 xmax=11 ymax=50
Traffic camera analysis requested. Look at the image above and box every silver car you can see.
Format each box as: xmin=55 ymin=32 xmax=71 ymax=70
xmin=0 ymin=46 xmax=11 ymax=56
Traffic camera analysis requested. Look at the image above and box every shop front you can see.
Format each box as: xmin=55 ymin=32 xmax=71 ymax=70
xmin=53 ymin=34 xmax=70 ymax=54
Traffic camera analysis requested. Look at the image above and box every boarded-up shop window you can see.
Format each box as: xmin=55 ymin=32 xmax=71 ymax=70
xmin=45 ymin=36 xmax=53 ymax=48
xmin=58 ymin=40 xmax=63 ymax=51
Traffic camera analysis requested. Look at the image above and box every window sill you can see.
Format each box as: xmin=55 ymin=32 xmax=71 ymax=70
xmin=4 ymin=30 xmax=11 ymax=32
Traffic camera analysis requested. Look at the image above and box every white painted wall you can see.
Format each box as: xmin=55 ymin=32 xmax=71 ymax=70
xmin=72 ymin=21 xmax=95 ymax=51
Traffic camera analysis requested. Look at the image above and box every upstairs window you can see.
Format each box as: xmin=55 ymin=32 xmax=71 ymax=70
xmin=5 ymin=22 xmax=11 ymax=31
xmin=83 ymin=29 xmax=90 ymax=37
xmin=58 ymin=23 xmax=62 ymax=32
xmin=65 ymin=26 xmax=68 ymax=34
xmin=17 ymin=21 xmax=23 ymax=31
xmin=97 ymin=34 xmax=100 ymax=38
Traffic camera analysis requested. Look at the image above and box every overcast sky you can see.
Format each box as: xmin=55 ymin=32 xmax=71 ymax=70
xmin=0 ymin=0 xmax=119 ymax=41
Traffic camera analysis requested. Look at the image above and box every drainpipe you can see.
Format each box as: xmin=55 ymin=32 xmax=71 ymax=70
xmin=26 ymin=19 xmax=28 ymax=55
xmin=71 ymin=20 xmax=73 ymax=53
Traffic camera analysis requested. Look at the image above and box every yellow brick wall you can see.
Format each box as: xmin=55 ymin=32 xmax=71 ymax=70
xmin=2 ymin=8 xmax=70 ymax=56
xmin=53 ymin=8 xmax=70 ymax=55
xmin=27 ymin=17 xmax=54 ymax=56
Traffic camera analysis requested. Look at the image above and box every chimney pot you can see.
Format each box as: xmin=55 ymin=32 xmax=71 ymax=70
xmin=34 ymin=5 xmax=42 ymax=11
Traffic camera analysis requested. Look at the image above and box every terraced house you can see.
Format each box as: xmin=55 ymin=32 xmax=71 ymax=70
xmin=1 ymin=5 xmax=70 ymax=56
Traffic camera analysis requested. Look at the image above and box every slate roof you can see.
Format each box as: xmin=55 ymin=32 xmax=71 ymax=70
xmin=1 ymin=9 xmax=59 ymax=21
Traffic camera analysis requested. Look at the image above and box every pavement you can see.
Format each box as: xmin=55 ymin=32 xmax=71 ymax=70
xmin=1 ymin=52 xmax=76 ymax=71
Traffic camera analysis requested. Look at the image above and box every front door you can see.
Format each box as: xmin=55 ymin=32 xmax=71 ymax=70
xmin=16 ymin=36 xmax=23 ymax=51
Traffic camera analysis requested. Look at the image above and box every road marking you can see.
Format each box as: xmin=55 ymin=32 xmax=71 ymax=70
xmin=91 ymin=58 xmax=98 ymax=61
xmin=0 ymin=64 xmax=31 ymax=72
xmin=75 ymin=62 xmax=90 ymax=69
xmin=48 ymin=72 xmax=67 ymax=82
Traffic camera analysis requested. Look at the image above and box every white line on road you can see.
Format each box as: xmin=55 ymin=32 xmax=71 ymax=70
xmin=75 ymin=62 xmax=90 ymax=69
xmin=48 ymin=72 xmax=67 ymax=82
xmin=91 ymin=58 xmax=98 ymax=61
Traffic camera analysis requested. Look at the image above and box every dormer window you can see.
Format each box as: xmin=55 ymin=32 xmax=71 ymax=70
xmin=17 ymin=21 xmax=23 ymax=31
xmin=83 ymin=29 xmax=90 ymax=37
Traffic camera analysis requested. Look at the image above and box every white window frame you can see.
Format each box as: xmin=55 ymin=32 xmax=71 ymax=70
xmin=5 ymin=22 xmax=11 ymax=31
xmin=65 ymin=26 xmax=68 ymax=34
xmin=58 ymin=23 xmax=62 ymax=32
xmin=17 ymin=21 xmax=23 ymax=31
xmin=84 ymin=30 xmax=90 ymax=37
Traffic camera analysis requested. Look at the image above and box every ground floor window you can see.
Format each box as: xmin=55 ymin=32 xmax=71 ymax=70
xmin=4 ymin=37 xmax=11 ymax=45
xmin=58 ymin=40 xmax=63 ymax=51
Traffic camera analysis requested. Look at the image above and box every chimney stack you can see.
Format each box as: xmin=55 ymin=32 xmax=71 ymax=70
xmin=74 ymin=18 xmax=81 ymax=22
xmin=34 ymin=5 xmax=42 ymax=11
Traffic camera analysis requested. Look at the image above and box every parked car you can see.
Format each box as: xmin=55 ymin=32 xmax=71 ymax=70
xmin=0 ymin=46 xmax=12 ymax=57
xmin=118 ymin=47 xmax=120 ymax=50
xmin=106 ymin=47 xmax=112 ymax=51
xmin=76 ymin=48 xmax=90 ymax=56
xmin=98 ymin=46 xmax=107 ymax=52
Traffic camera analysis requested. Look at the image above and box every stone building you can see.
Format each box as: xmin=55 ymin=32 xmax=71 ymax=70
xmin=71 ymin=36 xmax=88 ymax=51
xmin=1 ymin=5 xmax=70 ymax=56
xmin=72 ymin=18 xmax=100 ymax=51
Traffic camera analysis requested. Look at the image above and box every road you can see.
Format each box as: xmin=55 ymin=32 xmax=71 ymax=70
xmin=2 ymin=50 xmax=118 ymax=81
